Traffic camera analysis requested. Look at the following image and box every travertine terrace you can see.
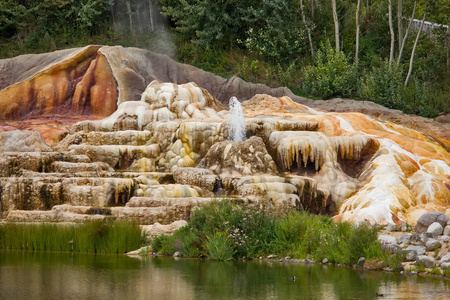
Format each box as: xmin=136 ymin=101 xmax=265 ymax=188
xmin=0 ymin=47 xmax=449 ymax=226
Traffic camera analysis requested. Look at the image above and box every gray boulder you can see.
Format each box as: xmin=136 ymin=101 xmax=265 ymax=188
xmin=441 ymin=262 xmax=450 ymax=269
xmin=397 ymin=234 xmax=412 ymax=244
xmin=425 ymin=239 xmax=442 ymax=251
xmin=415 ymin=212 xmax=449 ymax=233
xmin=415 ymin=255 xmax=436 ymax=268
xmin=357 ymin=257 xmax=366 ymax=267
xmin=409 ymin=233 xmax=432 ymax=245
xmin=427 ymin=222 xmax=443 ymax=237
xmin=403 ymin=249 xmax=418 ymax=261
xmin=440 ymin=253 xmax=450 ymax=266
xmin=378 ymin=235 xmax=398 ymax=245
xmin=386 ymin=244 xmax=402 ymax=254
xmin=405 ymin=245 xmax=426 ymax=256
xmin=419 ymin=232 xmax=433 ymax=243
xmin=444 ymin=225 xmax=450 ymax=236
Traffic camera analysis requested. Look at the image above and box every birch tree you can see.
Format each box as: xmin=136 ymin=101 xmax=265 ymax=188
xmin=397 ymin=0 xmax=403 ymax=53
xmin=397 ymin=1 xmax=416 ymax=65
xmin=355 ymin=0 xmax=362 ymax=63
xmin=388 ymin=0 xmax=395 ymax=69
xmin=405 ymin=11 xmax=426 ymax=86
xmin=331 ymin=0 xmax=340 ymax=52
xmin=300 ymin=0 xmax=314 ymax=57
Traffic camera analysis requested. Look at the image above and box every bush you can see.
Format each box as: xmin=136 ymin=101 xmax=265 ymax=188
xmin=151 ymin=201 xmax=383 ymax=265
xmin=359 ymin=61 xmax=403 ymax=109
xmin=301 ymin=43 xmax=358 ymax=99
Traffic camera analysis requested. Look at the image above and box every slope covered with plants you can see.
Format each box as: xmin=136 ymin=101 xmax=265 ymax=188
xmin=0 ymin=0 xmax=448 ymax=117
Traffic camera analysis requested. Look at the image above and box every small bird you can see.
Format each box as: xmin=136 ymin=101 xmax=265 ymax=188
xmin=375 ymin=293 xmax=384 ymax=297
xmin=286 ymin=276 xmax=296 ymax=281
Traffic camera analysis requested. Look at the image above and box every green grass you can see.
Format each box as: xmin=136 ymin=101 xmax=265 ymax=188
xmin=428 ymin=267 xmax=442 ymax=276
xmin=151 ymin=200 xmax=384 ymax=264
xmin=0 ymin=220 xmax=143 ymax=254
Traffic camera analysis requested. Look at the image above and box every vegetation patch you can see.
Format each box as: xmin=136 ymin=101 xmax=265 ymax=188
xmin=151 ymin=200 xmax=392 ymax=265
xmin=0 ymin=220 xmax=143 ymax=254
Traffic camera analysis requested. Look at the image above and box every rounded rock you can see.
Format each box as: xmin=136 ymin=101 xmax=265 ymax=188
xmin=358 ymin=257 xmax=366 ymax=267
xmin=425 ymin=239 xmax=442 ymax=251
xmin=415 ymin=212 xmax=449 ymax=233
xmin=397 ymin=234 xmax=412 ymax=244
xmin=439 ymin=253 xmax=450 ymax=266
xmin=444 ymin=225 xmax=450 ymax=236
xmin=427 ymin=222 xmax=443 ymax=237
xmin=415 ymin=255 xmax=436 ymax=268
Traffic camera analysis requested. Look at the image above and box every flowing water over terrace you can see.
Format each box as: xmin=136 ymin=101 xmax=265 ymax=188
xmin=0 ymin=251 xmax=449 ymax=300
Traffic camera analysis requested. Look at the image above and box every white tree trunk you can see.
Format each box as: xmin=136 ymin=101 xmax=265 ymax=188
xmin=331 ymin=0 xmax=340 ymax=52
xmin=397 ymin=0 xmax=403 ymax=53
xmin=405 ymin=12 xmax=426 ymax=87
xmin=355 ymin=0 xmax=362 ymax=63
xmin=301 ymin=0 xmax=314 ymax=57
xmin=447 ymin=26 xmax=450 ymax=72
xmin=366 ymin=0 xmax=369 ymax=14
xmin=126 ymin=1 xmax=134 ymax=34
xmin=388 ymin=0 xmax=395 ymax=69
xmin=397 ymin=1 xmax=416 ymax=66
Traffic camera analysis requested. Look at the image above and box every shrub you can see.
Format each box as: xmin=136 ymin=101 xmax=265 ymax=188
xmin=301 ymin=42 xmax=358 ymax=99
xmin=359 ymin=61 xmax=403 ymax=109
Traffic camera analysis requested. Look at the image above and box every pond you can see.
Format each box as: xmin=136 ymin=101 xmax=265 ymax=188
xmin=0 ymin=250 xmax=449 ymax=299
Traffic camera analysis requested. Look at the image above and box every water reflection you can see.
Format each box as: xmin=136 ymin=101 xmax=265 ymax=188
xmin=0 ymin=251 xmax=448 ymax=299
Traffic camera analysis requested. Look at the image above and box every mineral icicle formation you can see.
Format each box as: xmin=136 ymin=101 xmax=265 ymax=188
xmin=0 ymin=46 xmax=449 ymax=226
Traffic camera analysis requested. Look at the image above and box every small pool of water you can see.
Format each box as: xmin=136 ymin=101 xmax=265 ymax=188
xmin=0 ymin=250 xmax=449 ymax=299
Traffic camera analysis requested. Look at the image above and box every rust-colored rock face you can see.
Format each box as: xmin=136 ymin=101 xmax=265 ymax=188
xmin=0 ymin=46 xmax=118 ymax=120
xmin=0 ymin=46 xmax=449 ymax=226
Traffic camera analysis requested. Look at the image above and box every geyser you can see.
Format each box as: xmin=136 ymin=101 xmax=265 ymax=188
xmin=228 ymin=96 xmax=246 ymax=142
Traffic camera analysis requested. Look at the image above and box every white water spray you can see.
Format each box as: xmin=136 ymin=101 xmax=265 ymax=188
xmin=228 ymin=96 xmax=246 ymax=142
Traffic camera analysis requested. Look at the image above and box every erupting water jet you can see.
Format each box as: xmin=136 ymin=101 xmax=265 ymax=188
xmin=228 ymin=96 xmax=246 ymax=142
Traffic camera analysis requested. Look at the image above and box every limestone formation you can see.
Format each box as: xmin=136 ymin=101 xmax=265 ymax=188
xmin=0 ymin=47 xmax=449 ymax=226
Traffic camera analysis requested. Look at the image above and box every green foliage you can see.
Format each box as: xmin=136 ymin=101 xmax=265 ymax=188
xmin=150 ymin=201 xmax=387 ymax=266
xmin=0 ymin=220 xmax=142 ymax=253
xmin=444 ymin=266 xmax=450 ymax=277
xmin=360 ymin=61 xmax=403 ymax=108
xmin=428 ymin=267 xmax=443 ymax=276
xmin=206 ymin=232 xmax=234 ymax=261
xmin=1 ymin=0 xmax=448 ymax=117
xmin=301 ymin=43 xmax=358 ymax=99
xmin=159 ymin=0 xmax=305 ymax=63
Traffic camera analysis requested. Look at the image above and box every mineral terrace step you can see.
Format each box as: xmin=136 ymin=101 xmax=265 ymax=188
xmin=72 ymin=130 xmax=153 ymax=146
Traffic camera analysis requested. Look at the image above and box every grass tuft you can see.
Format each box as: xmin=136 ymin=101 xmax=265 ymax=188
xmin=0 ymin=220 xmax=142 ymax=254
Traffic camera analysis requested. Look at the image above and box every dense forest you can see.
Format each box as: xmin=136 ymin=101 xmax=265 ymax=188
xmin=0 ymin=0 xmax=449 ymax=117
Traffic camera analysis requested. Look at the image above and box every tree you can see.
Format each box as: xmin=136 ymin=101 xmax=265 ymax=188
xmin=355 ymin=0 xmax=362 ymax=63
xmin=397 ymin=1 xmax=416 ymax=65
xmin=397 ymin=0 xmax=403 ymax=53
xmin=405 ymin=11 xmax=426 ymax=86
xmin=331 ymin=0 xmax=340 ymax=51
xmin=388 ymin=0 xmax=395 ymax=69
xmin=300 ymin=0 xmax=314 ymax=57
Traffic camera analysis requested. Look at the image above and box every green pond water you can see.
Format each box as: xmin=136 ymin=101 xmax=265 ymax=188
xmin=0 ymin=250 xmax=449 ymax=300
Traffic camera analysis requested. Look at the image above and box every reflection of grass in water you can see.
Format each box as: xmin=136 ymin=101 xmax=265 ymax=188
xmin=171 ymin=259 xmax=384 ymax=299
xmin=0 ymin=220 xmax=142 ymax=254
